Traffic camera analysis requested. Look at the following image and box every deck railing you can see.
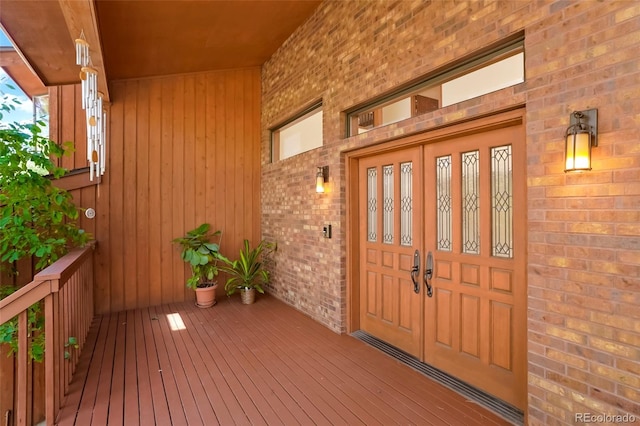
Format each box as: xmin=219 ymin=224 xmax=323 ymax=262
xmin=0 ymin=244 xmax=95 ymax=426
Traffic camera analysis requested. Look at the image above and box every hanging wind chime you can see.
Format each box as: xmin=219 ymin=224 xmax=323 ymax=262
xmin=75 ymin=31 xmax=106 ymax=181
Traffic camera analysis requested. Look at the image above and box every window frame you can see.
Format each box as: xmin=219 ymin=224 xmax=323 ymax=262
xmin=270 ymin=100 xmax=323 ymax=163
xmin=345 ymin=33 xmax=525 ymax=137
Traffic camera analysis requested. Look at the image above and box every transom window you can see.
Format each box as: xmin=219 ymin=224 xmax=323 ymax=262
xmin=346 ymin=34 xmax=524 ymax=137
xmin=271 ymin=102 xmax=323 ymax=162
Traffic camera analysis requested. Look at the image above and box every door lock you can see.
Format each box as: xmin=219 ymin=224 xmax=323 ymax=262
xmin=410 ymin=249 xmax=420 ymax=294
xmin=424 ymin=251 xmax=434 ymax=297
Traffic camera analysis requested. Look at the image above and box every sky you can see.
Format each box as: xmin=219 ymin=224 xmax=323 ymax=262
xmin=0 ymin=28 xmax=35 ymax=126
xmin=0 ymin=30 xmax=11 ymax=47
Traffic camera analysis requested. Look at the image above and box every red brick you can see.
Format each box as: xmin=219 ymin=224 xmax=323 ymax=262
xmin=262 ymin=0 xmax=640 ymax=421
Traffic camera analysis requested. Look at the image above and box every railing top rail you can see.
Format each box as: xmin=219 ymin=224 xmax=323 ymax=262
xmin=35 ymin=242 xmax=96 ymax=288
xmin=0 ymin=280 xmax=51 ymax=324
xmin=0 ymin=242 xmax=95 ymax=325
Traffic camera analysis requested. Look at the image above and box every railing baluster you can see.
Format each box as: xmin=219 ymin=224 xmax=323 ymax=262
xmin=62 ymin=281 xmax=69 ymax=394
xmin=0 ymin=244 xmax=95 ymax=426
xmin=16 ymin=310 xmax=28 ymax=426
xmin=45 ymin=292 xmax=55 ymax=424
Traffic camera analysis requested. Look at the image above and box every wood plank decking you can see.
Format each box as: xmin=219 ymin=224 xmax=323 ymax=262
xmin=57 ymin=295 xmax=511 ymax=425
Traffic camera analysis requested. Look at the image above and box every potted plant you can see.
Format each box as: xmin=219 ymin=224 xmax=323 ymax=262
xmin=219 ymin=239 xmax=276 ymax=305
xmin=172 ymin=223 xmax=222 ymax=308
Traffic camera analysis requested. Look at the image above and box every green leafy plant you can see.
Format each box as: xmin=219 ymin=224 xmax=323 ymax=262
xmin=64 ymin=336 xmax=79 ymax=360
xmin=172 ymin=223 xmax=222 ymax=289
xmin=219 ymin=239 xmax=276 ymax=296
xmin=0 ymin=94 xmax=89 ymax=270
xmin=0 ymin=83 xmax=89 ymax=362
xmin=0 ymin=294 xmax=45 ymax=362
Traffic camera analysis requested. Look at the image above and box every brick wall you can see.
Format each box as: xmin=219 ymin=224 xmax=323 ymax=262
xmin=261 ymin=0 xmax=640 ymax=423
xmin=524 ymin=2 xmax=640 ymax=424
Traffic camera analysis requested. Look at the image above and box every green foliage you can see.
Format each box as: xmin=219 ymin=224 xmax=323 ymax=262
xmin=172 ymin=223 xmax=222 ymax=289
xmin=0 ymin=98 xmax=89 ymax=271
xmin=1 ymin=86 xmax=89 ymax=362
xmin=64 ymin=336 xmax=79 ymax=360
xmin=219 ymin=239 xmax=276 ymax=296
xmin=0 ymin=302 xmax=45 ymax=362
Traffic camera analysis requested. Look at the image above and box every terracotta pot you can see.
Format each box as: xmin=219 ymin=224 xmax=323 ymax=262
xmin=240 ymin=287 xmax=256 ymax=305
xmin=195 ymin=282 xmax=218 ymax=308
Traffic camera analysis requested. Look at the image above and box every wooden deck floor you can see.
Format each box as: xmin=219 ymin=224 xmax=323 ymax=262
xmin=57 ymin=294 xmax=511 ymax=425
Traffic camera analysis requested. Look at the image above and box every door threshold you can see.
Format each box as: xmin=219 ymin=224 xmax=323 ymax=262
xmin=351 ymin=330 xmax=524 ymax=425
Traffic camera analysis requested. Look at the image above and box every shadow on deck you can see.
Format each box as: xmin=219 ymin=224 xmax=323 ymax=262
xmin=57 ymin=294 xmax=511 ymax=425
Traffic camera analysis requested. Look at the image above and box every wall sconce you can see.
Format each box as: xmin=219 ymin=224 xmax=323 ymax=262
xmin=565 ymin=109 xmax=598 ymax=172
xmin=316 ymin=166 xmax=329 ymax=193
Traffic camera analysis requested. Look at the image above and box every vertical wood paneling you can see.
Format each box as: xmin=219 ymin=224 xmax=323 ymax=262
xmin=147 ymin=79 xmax=162 ymax=308
xmin=159 ymin=78 xmax=174 ymax=304
xmin=47 ymin=84 xmax=102 ymax=310
xmin=182 ymin=76 xmax=196 ymax=301
xmin=208 ymin=73 xmax=221 ymax=233
xmin=60 ymin=86 xmax=76 ymax=171
xmin=73 ymin=86 xmax=87 ymax=167
xmin=231 ymin=74 xmax=241 ymax=245
xmin=109 ymin=89 xmax=125 ymax=312
xmin=172 ymin=77 xmax=185 ymax=303
xmin=123 ymin=82 xmax=138 ymax=310
xmin=77 ymin=186 xmax=97 ymax=237
xmin=94 ymin=68 xmax=261 ymax=313
xmin=48 ymin=86 xmax=61 ymax=153
xmin=95 ymin=117 xmax=112 ymax=313
xmin=49 ymin=85 xmax=87 ymax=171
xmin=136 ymin=79 xmax=150 ymax=308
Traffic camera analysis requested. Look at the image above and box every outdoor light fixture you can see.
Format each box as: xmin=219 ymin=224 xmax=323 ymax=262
xmin=565 ymin=109 xmax=598 ymax=172
xmin=75 ymin=31 xmax=107 ymax=181
xmin=316 ymin=166 xmax=329 ymax=193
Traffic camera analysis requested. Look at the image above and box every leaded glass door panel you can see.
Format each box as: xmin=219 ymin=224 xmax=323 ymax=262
xmin=358 ymin=147 xmax=423 ymax=357
xmin=423 ymin=121 xmax=527 ymax=410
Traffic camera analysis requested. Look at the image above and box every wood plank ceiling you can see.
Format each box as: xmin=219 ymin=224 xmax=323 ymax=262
xmin=0 ymin=0 xmax=321 ymax=87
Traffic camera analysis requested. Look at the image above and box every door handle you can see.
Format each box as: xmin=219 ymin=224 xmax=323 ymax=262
xmin=424 ymin=251 xmax=433 ymax=297
xmin=410 ymin=249 xmax=420 ymax=294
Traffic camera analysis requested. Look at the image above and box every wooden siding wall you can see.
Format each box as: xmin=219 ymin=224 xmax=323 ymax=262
xmin=94 ymin=68 xmax=261 ymax=314
xmin=1 ymin=68 xmax=261 ymax=421
xmin=48 ymin=85 xmax=99 ymax=240
xmin=49 ymin=85 xmax=88 ymax=171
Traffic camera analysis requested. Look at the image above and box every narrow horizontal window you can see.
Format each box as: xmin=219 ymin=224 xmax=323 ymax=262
xmin=346 ymin=35 xmax=524 ymax=137
xmin=441 ymin=52 xmax=524 ymax=107
xmin=271 ymin=103 xmax=323 ymax=162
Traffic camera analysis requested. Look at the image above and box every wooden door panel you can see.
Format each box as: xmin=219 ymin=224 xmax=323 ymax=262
xmin=461 ymin=264 xmax=480 ymax=287
xmin=460 ymin=294 xmax=480 ymax=358
xmin=365 ymin=270 xmax=377 ymax=316
xmin=491 ymin=302 xmax=513 ymax=370
xmin=435 ymin=289 xmax=452 ymax=347
xmin=491 ymin=268 xmax=513 ymax=293
xmin=359 ymin=147 xmax=423 ymax=357
xmin=435 ymin=259 xmax=452 ymax=280
xmin=381 ymin=273 xmax=396 ymax=323
xmin=423 ymin=118 xmax=526 ymax=409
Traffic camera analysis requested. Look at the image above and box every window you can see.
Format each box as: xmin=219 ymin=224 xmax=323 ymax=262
xmin=346 ymin=34 xmax=524 ymax=136
xmin=271 ymin=102 xmax=323 ymax=162
xmin=0 ymin=69 xmax=35 ymax=128
xmin=33 ymin=94 xmax=49 ymax=136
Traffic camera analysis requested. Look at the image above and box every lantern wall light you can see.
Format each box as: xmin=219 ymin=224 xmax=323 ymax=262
xmin=316 ymin=166 xmax=329 ymax=193
xmin=565 ymin=108 xmax=598 ymax=172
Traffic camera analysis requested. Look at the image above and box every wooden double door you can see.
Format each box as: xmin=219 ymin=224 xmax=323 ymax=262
xmin=355 ymin=111 xmax=526 ymax=409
